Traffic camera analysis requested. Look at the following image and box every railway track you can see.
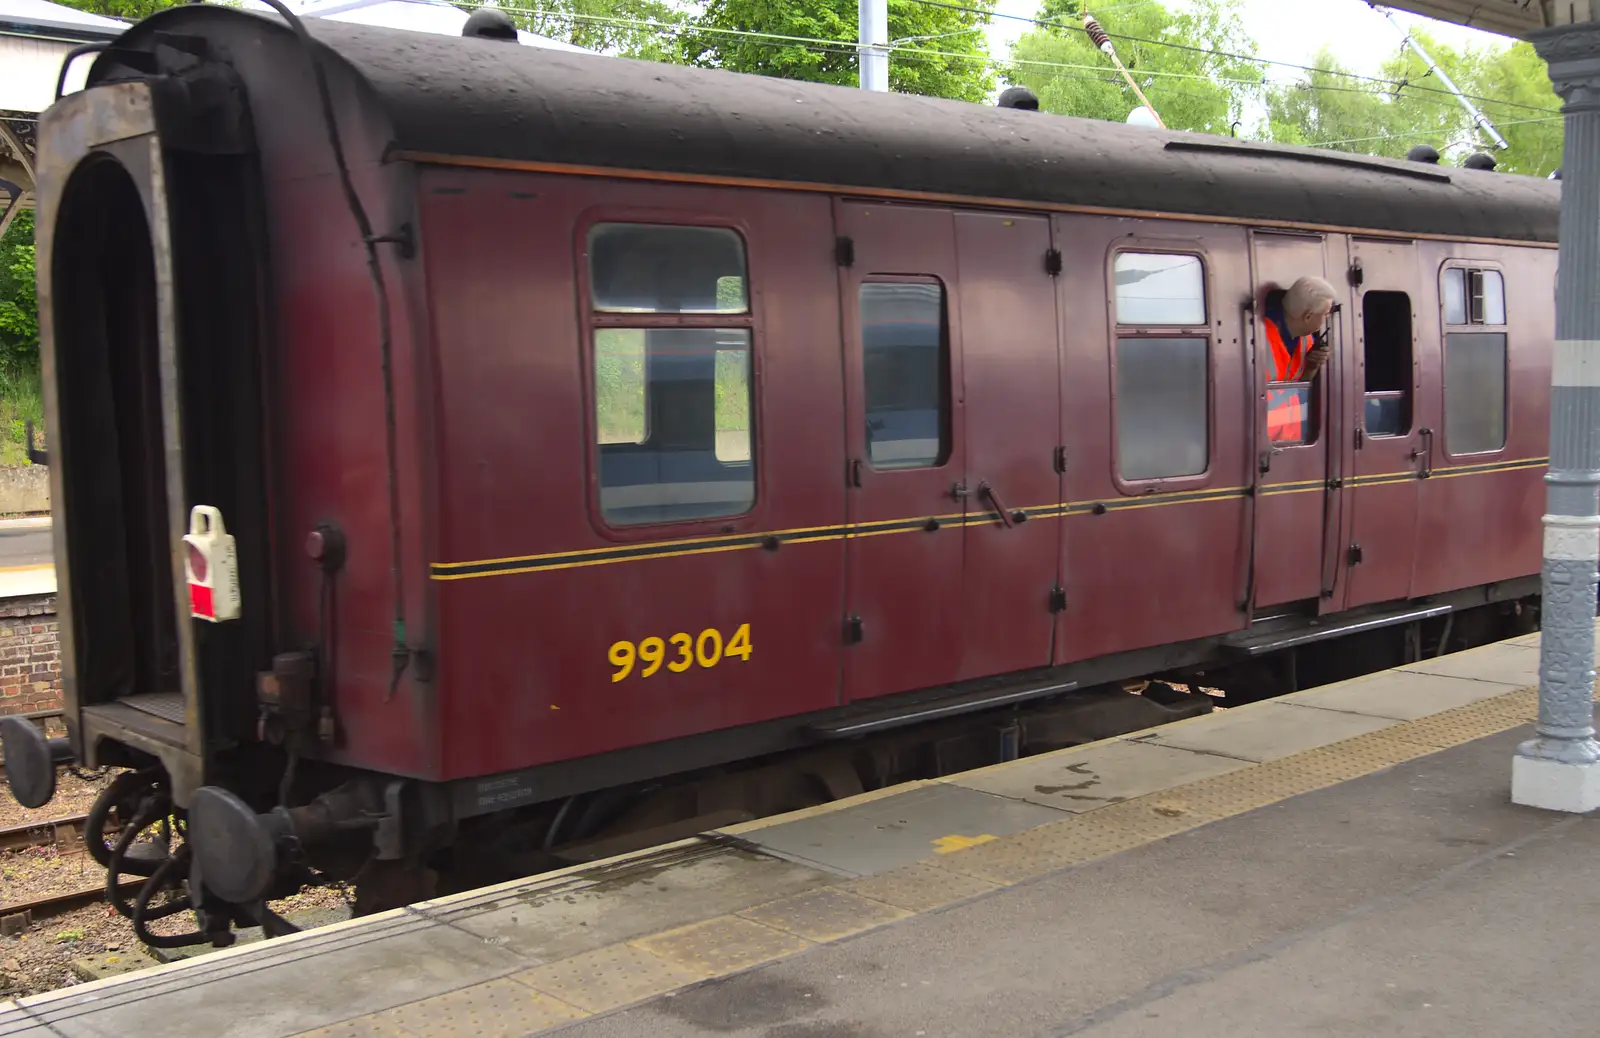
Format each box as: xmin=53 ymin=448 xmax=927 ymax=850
xmin=0 ymin=879 xmax=146 ymax=927
xmin=0 ymin=812 xmax=92 ymax=853
xmin=0 ymin=812 xmax=136 ymax=928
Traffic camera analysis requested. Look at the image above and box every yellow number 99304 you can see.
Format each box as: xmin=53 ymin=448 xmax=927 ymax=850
xmin=609 ymin=624 xmax=752 ymax=682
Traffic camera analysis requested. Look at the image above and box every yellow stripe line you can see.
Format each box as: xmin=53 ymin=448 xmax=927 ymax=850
xmin=429 ymin=459 xmax=1546 ymax=580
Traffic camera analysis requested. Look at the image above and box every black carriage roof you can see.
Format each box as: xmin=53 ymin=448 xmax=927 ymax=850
xmin=103 ymin=6 xmax=1560 ymax=244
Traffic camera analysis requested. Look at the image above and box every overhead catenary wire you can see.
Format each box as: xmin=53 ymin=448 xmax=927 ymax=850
xmin=1376 ymin=6 xmax=1507 ymax=149
xmin=11 ymin=1 xmax=1550 ymax=161
xmin=435 ymin=0 xmax=1544 ymax=126
xmin=891 ymin=0 xmax=1561 ymax=117
xmin=1309 ymin=113 xmax=1562 ymax=149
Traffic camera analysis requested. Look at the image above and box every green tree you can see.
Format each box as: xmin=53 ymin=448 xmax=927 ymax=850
xmin=1378 ymin=31 xmax=1496 ymax=159
xmin=1461 ymin=41 xmax=1562 ymax=176
xmin=1263 ymin=48 xmax=1389 ymax=150
xmin=48 ymin=0 xmax=174 ymax=18
xmin=1266 ymin=32 xmax=1561 ymax=176
xmin=1005 ymin=0 xmax=1261 ymax=136
xmin=49 ymin=0 xmax=242 ymax=19
xmin=468 ymin=0 xmax=692 ymax=63
xmin=0 ymin=211 xmax=37 ymax=374
xmin=681 ymin=0 xmax=997 ymax=102
xmin=0 ymin=208 xmax=43 ymax=463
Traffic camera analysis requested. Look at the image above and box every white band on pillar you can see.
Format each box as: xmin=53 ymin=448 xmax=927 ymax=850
xmin=1544 ymin=513 xmax=1600 ymax=561
xmin=1553 ymin=340 xmax=1600 ymax=388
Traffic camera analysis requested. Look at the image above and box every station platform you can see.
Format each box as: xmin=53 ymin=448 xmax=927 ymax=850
xmin=3 ymin=627 xmax=1594 ymax=1038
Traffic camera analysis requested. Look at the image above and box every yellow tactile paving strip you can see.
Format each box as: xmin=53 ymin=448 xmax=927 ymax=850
xmin=301 ymin=679 xmax=1555 ymax=1038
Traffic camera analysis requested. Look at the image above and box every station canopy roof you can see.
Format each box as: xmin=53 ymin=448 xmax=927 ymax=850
xmin=1373 ymin=0 xmax=1593 ymax=39
xmin=0 ymin=0 xmax=123 ymax=42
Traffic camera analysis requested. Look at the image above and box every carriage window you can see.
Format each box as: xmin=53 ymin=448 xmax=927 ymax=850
xmin=861 ymin=280 xmax=949 ymax=470
xmin=1113 ymin=252 xmax=1208 ymax=481
xmin=1445 ymin=332 xmax=1507 ymax=455
xmin=1115 ymin=253 xmax=1206 ymax=326
xmin=1443 ymin=267 xmax=1505 ymax=327
xmin=1115 ymin=337 xmax=1209 ymax=481
xmin=589 ymin=223 xmax=755 ymax=527
xmin=589 ymin=224 xmax=748 ymax=313
xmin=1362 ymin=291 xmax=1412 ymax=437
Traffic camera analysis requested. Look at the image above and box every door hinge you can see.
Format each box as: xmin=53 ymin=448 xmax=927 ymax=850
xmin=1349 ymin=259 xmax=1364 ymax=287
xmin=1045 ymin=248 xmax=1063 ymax=277
xmin=835 ymin=236 xmax=855 ymax=267
xmin=1347 ymin=543 xmax=1364 ymax=567
xmin=848 ymin=458 xmax=863 ymax=488
xmin=1053 ymin=446 xmax=1068 ymax=475
xmin=1049 ymin=585 xmax=1067 ymax=613
xmin=1326 ymin=477 xmax=1344 ymax=490
xmin=1354 ymin=427 xmax=1365 ymax=450
xmin=844 ymin=615 xmax=864 ymax=645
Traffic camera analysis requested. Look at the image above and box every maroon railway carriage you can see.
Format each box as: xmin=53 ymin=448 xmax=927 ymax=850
xmin=0 ymin=4 xmax=1558 ymax=944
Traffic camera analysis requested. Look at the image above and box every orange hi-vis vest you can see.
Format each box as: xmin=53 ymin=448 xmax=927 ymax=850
xmin=1264 ymin=316 xmax=1314 ymax=383
xmin=1264 ymin=313 xmax=1314 ymax=443
xmin=1266 ymin=384 xmax=1308 ymax=443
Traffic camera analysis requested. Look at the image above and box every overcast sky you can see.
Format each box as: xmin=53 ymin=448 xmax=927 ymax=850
xmin=984 ymin=0 xmax=1513 ymax=79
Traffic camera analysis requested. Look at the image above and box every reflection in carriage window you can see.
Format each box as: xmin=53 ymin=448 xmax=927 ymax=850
xmin=588 ymin=222 xmax=755 ymax=528
xmin=1441 ymin=266 xmax=1508 ymax=455
xmin=1116 ymin=336 xmax=1210 ymax=478
xmin=1111 ymin=252 xmax=1210 ymax=480
xmin=1114 ymin=253 xmax=1206 ymax=326
xmin=861 ymin=281 xmax=949 ymax=470
xmin=1446 ymin=332 xmax=1507 ymax=454
xmin=1443 ymin=267 xmax=1505 ymax=327
xmin=589 ymin=224 xmax=747 ymax=313
xmin=1267 ymin=382 xmax=1312 ymax=447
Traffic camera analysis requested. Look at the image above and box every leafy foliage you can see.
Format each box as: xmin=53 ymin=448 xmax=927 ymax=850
xmin=681 ymin=0 xmax=998 ymax=102
xmin=0 ymin=211 xmax=43 ymax=464
xmin=1264 ymin=32 xmax=1561 ymax=176
xmin=0 ymin=211 xmax=37 ymax=374
xmin=1463 ymin=41 xmax=1562 ymax=176
xmin=482 ymin=0 xmax=692 ymax=62
xmin=1263 ymin=48 xmax=1386 ymax=151
xmin=49 ymin=0 xmax=184 ymax=18
xmin=1007 ymin=0 xmax=1261 ymax=135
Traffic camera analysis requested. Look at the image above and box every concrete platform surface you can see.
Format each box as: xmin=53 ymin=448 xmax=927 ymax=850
xmin=0 ymin=628 xmax=1587 ymax=1038
xmin=565 ymin=729 xmax=1594 ymax=1038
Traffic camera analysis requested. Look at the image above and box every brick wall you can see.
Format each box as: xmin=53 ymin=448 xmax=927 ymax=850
xmin=0 ymin=594 xmax=60 ymax=716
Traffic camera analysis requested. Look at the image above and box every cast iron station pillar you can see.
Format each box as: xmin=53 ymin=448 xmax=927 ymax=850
xmin=1514 ymin=19 xmax=1600 ymax=812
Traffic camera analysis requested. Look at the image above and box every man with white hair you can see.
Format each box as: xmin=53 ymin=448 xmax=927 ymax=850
xmin=1264 ymin=276 xmax=1335 ymax=383
xmin=1262 ymin=276 xmax=1336 ymax=444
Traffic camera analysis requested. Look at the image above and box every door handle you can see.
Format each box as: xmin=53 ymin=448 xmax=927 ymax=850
xmin=1411 ymin=428 xmax=1434 ymax=478
xmin=979 ymin=481 xmax=1021 ymax=528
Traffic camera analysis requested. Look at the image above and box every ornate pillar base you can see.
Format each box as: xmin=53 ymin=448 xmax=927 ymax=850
xmin=1513 ymin=754 xmax=1600 ymax=812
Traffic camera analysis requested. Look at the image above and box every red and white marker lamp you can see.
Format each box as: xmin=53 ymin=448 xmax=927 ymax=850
xmin=183 ymin=505 xmax=240 ymax=622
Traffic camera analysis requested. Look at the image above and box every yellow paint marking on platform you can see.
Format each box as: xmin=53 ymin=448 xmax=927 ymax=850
xmin=931 ymin=834 xmax=998 ymax=854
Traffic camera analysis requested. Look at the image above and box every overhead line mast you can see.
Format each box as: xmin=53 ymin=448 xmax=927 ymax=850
xmin=1372 ymin=4 xmax=1508 ymax=150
